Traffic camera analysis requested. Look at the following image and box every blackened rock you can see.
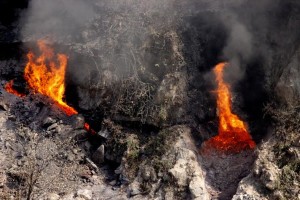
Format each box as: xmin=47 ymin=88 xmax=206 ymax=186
xmin=114 ymin=165 xmax=123 ymax=175
xmin=84 ymin=141 xmax=92 ymax=150
xmin=8 ymin=115 xmax=16 ymax=122
xmin=92 ymin=145 xmax=105 ymax=165
xmin=98 ymin=129 xmax=110 ymax=139
xmin=74 ymin=129 xmax=88 ymax=142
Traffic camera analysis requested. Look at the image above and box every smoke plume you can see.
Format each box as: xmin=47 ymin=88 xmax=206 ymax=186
xmin=221 ymin=14 xmax=253 ymax=83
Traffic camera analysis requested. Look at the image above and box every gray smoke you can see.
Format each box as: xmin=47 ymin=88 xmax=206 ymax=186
xmin=20 ymin=0 xmax=300 ymax=88
xmin=21 ymin=0 xmax=95 ymax=41
xmin=21 ymin=0 xmax=178 ymax=41
xmin=221 ymin=14 xmax=253 ymax=83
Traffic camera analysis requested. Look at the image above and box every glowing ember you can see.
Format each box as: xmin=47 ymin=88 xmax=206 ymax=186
xmin=204 ymin=62 xmax=256 ymax=153
xmin=4 ymin=80 xmax=25 ymax=97
xmin=24 ymin=40 xmax=77 ymax=116
xmin=84 ymin=123 xmax=96 ymax=135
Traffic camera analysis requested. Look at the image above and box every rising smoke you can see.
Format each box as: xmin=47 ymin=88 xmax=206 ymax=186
xmin=20 ymin=0 xmax=300 ymax=107
xmin=21 ymin=0 xmax=95 ymax=41
xmin=21 ymin=0 xmax=177 ymax=41
xmin=21 ymin=0 xmax=178 ymax=75
xmin=221 ymin=14 xmax=253 ymax=83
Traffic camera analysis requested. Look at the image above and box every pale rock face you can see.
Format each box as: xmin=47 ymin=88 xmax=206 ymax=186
xmin=125 ymin=125 xmax=210 ymax=199
xmin=0 ymin=155 xmax=6 ymax=188
xmin=189 ymin=175 xmax=210 ymax=200
xmin=128 ymin=180 xmax=141 ymax=197
xmin=60 ymin=193 xmax=75 ymax=200
xmin=169 ymin=158 xmax=189 ymax=186
xmin=168 ymin=126 xmax=210 ymax=200
xmin=232 ymin=174 xmax=268 ymax=200
xmin=0 ymin=171 xmax=6 ymax=188
xmin=252 ymin=142 xmax=281 ymax=191
xmin=76 ymin=189 xmax=93 ymax=200
xmin=163 ymin=187 xmax=175 ymax=200
xmin=232 ymin=194 xmax=259 ymax=200
xmin=259 ymin=163 xmax=280 ymax=191
xmin=46 ymin=193 xmax=60 ymax=200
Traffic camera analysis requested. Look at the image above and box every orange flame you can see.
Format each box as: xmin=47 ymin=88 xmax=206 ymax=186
xmin=4 ymin=80 xmax=25 ymax=97
xmin=23 ymin=40 xmax=95 ymax=135
xmin=204 ymin=62 xmax=255 ymax=153
xmin=24 ymin=40 xmax=78 ymax=116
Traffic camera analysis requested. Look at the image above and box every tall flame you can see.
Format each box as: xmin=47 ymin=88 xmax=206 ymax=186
xmin=24 ymin=40 xmax=96 ymax=134
xmin=205 ymin=62 xmax=256 ymax=153
xmin=24 ymin=40 xmax=78 ymax=116
xmin=4 ymin=40 xmax=95 ymax=134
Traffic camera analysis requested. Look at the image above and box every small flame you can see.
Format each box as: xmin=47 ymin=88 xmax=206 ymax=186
xmin=4 ymin=80 xmax=25 ymax=97
xmin=84 ymin=123 xmax=96 ymax=135
xmin=204 ymin=62 xmax=256 ymax=153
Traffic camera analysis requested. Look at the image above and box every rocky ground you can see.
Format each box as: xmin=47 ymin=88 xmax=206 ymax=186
xmin=0 ymin=84 xmax=298 ymax=200
xmin=0 ymin=89 xmax=131 ymax=200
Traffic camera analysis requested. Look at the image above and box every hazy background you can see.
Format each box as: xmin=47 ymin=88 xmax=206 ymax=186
xmin=18 ymin=0 xmax=300 ymax=118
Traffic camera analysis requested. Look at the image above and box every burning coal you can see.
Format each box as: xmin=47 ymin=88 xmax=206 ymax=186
xmin=204 ymin=62 xmax=256 ymax=153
